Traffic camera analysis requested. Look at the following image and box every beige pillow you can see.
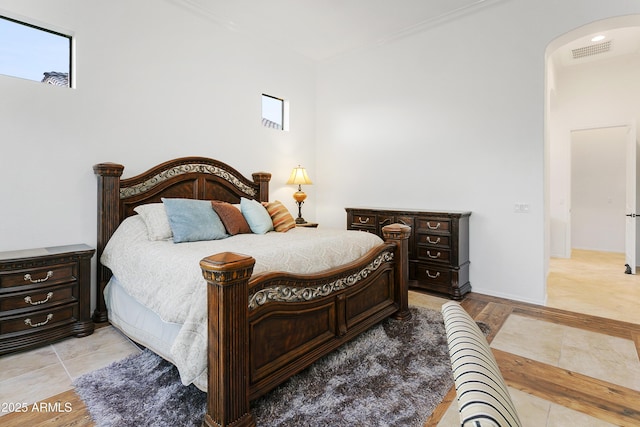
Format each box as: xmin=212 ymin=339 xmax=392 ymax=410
xmin=134 ymin=203 xmax=172 ymax=240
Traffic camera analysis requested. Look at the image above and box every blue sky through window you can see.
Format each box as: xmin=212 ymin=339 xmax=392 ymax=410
xmin=262 ymin=94 xmax=284 ymax=128
xmin=0 ymin=16 xmax=70 ymax=83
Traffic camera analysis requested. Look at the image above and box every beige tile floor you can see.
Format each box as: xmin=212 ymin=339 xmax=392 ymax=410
xmin=0 ymin=326 xmax=140 ymax=417
xmin=546 ymin=249 xmax=640 ymax=325
xmin=437 ymin=316 xmax=636 ymax=427
xmin=436 ymin=250 xmax=640 ymax=427
xmin=1 ymin=250 xmax=636 ymax=425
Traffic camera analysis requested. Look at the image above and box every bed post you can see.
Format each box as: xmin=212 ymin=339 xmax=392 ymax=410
xmin=93 ymin=163 xmax=124 ymax=323
xmin=382 ymin=223 xmax=412 ymax=321
xmin=252 ymin=172 xmax=271 ymax=202
xmin=200 ymin=252 xmax=257 ymax=427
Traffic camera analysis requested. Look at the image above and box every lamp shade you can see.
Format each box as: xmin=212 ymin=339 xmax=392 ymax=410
xmin=286 ymin=165 xmax=312 ymax=185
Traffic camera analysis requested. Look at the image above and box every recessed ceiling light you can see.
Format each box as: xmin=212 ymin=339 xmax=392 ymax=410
xmin=591 ymin=35 xmax=605 ymax=42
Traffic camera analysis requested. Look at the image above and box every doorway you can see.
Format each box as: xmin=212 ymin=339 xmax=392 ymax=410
xmin=546 ymin=16 xmax=640 ymax=317
xmin=570 ymin=126 xmax=627 ymax=254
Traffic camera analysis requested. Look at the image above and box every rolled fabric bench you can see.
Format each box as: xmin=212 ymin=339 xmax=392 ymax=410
xmin=441 ymin=301 xmax=522 ymax=427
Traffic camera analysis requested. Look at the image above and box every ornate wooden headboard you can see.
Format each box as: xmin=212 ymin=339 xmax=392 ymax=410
xmin=93 ymin=156 xmax=271 ymax=322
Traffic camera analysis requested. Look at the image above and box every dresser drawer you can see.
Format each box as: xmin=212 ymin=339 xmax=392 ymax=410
xmin=411 ymin=263 xmax=452 ymax=286
xmin=416 ymin=247 xmax=451 ymax=264
xmin=416 ymin=233 xmax=451 ymax=248
xmin=350 ymin=213 xmax=376 ymax=227
xmin=0 ymin=304 xmax=77 ymax=335
xmin=349 ymin=212 xmax=377 ymax=233
xmin=0 ymin=263 xmax=76 ymax=289
xmin=0 ymin=284 xmax=76 ymax=314
xmin=415 ymin=218 xmax=451 ymax=234
xmin=377 ymin=214 xmax=395 ymax=228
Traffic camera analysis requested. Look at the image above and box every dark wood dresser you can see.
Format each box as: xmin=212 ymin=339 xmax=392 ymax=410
xmin=346 ymin=207 xmax=471 ymax=300
xmin=0 ymin=244 xmax=95 ymax=354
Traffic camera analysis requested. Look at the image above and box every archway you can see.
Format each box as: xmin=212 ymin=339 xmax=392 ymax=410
xmin=544 ymin=15 xmax=640 ymax=317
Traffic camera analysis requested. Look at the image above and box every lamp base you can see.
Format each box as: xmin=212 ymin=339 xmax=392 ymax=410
xmin=294 ymin=199 xmax=307 ymax=224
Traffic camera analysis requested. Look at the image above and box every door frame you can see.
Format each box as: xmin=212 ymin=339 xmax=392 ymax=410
xmin=566 ymin=122 xmax=636 ymax=264
xmin=625 ymin=120 xmax=638 ymax=273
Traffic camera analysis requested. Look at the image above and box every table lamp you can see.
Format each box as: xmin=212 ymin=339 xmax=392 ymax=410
xmin=286 ymin=165 xmax=312 ymax=224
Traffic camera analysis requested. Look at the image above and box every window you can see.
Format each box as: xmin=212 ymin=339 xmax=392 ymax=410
xmin=262 ymin=94 xmax=286 ymax=130
xmin=0 ymin=15 xmax=72 ymax=87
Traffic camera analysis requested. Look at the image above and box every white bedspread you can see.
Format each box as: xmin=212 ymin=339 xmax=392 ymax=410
xmin=101 ymin=215 xmax=383 ymax=390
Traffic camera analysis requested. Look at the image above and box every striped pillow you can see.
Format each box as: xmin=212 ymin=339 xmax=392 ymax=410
xmin=441 ymin=301 xmax=522 ymax=427
xmin=263 ymin=200 xmax=296 ymax=232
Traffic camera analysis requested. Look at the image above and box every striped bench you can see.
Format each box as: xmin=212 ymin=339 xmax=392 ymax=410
xmin=441 ymin=301 xmax=522 ymax=427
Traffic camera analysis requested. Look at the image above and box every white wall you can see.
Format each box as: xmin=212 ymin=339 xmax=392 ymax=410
xmin=316 ymin=0 xmax=640 ymax=304
xmin=3 ymin=0 xmax=640 ymax=309
xmin=570 ymin=127 xmax=627 ymax=252
xmin=0 ymin=0 xmax=316 ymax=309
xmin=0 ymin=0 xmax=318 ymax=251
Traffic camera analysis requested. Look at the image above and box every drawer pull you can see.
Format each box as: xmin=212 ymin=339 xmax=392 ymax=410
xmin=425 ymin=270 xmax=440 ymax=279
xmin=24 ymin=271 xmax=53 ymax=283
xmin=427 ymin=222 xmax=441 ymax=230
xmin=24 ymin=292 xmax=54 ymax=306
xmin=426 ymin=236 xmax=441 ymax=244
xmin=358 ymin=217 xmax=370 ymax=224
xmin=24 ymin=313 xmax=53 ymax=328
xmin=427 ymin=251 xmax=441 ymax=259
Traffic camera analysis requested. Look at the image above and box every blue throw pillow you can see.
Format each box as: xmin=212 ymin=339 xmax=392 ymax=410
xmin=161 ymin=198 xmax=228 ymax=243
xmin=240 ymin=197 xmax=274 ymax=234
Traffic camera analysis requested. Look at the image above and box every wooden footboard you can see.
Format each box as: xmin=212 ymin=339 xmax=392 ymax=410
xmin=200 ymin=223 xmax=411 ymax=427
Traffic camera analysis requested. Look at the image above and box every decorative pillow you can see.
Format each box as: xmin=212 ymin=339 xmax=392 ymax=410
xmin=133 ymin=203 xmax=173 ymax=240
xmin=240 ymin=197 xmax=274 ymax=234
xmin=263 ymin=200 xmax=296 ymax=232
xmin=211 ymin=201 xmax=251 ymax=235
xmin=161 ymin=198 xmax=228 ymax=243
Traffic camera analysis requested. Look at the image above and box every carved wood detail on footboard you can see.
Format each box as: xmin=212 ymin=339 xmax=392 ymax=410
xmin=199 ymin=223 xmax=411 ymax=427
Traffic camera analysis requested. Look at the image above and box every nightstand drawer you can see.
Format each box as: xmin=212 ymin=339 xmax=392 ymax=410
xmin=0 ymin=304 xmax=77 ymax=335
xmin=0 ymin=263 xmax=76 ymax=289
xmin=415 ymin=218 xmax=451 ymax=234
xmin=416 ymin=247 xmax=451 ymax=263
xmin=0 ymin=284 xmax=76 ymax=314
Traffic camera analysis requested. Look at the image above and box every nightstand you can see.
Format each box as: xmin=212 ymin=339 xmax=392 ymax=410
xmin=296 ymin=222 xmax=318 ymax=228
xmin=0 ymin=244 xmax=95 ymax=355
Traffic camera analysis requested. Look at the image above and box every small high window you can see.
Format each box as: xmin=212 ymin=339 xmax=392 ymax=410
xmin=262 ymin=94 xmax=288 ymax=131
xmin=0 ymin=15 xmax=72 ymax=87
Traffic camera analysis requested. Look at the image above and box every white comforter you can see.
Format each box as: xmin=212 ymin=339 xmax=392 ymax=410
xmin=101 ymin=215 xmax=383 ymax=390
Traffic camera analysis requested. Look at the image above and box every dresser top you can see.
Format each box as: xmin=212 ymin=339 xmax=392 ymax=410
xmin=345 ymin=207 xmax=472 ymax=216
xmin=0 ymin=244 xmax=94 ymax=262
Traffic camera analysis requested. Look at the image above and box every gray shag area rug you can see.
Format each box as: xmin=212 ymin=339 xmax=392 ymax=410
xmin=74 ymin=306 xmax=470 ymax=427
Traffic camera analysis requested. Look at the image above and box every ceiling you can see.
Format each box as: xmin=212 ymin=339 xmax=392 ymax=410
xmin=171 ymin=0 xmax=503 ymax=61
xmin=551 ymin=26 xmax=640 ymax=70
xmin=170 ymin=1 xmax=640 ymax=66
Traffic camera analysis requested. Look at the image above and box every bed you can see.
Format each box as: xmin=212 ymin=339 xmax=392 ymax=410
xmin=93 ymin=156 xmax=411 ymax=427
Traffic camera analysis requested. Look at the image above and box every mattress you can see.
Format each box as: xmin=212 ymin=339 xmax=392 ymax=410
xmin=105 ymin=277 xmax=180 ymax=366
